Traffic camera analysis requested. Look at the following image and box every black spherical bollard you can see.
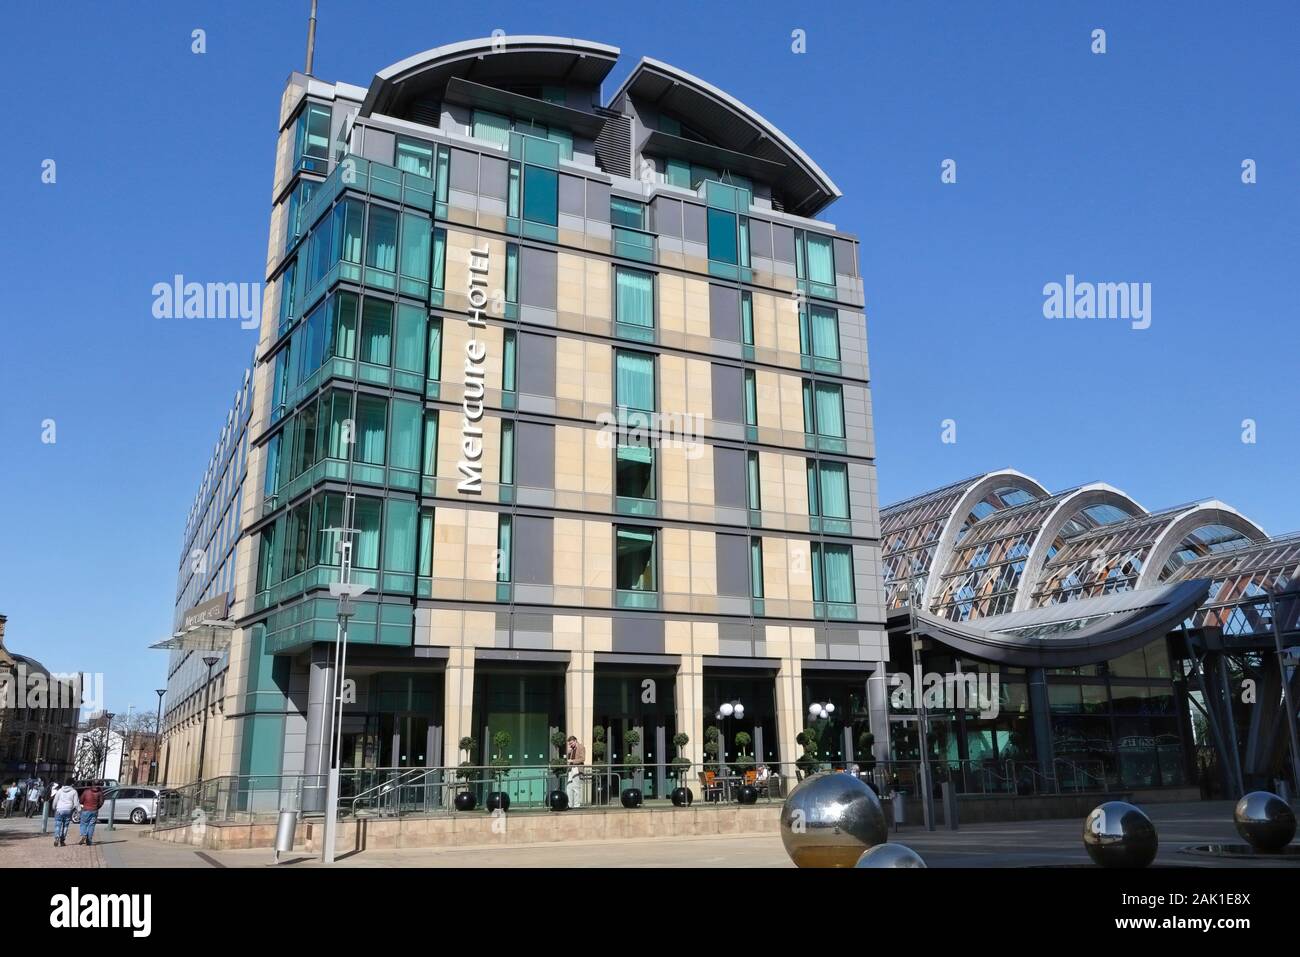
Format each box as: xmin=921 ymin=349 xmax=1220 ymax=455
xmin=453 ymin=791 xmax=476 ymax=812
xmin=548 ymin=790 xmax=570 ymax=812
xmin=486 ymin=791 xmax=511 ymax=812
xmin=736 ymin=785 xmax=759 ymax=805
xmin=670 ymin=787 xmax=693 ymax=807
xmin=620 ymin=788 xmax=643 ymax=809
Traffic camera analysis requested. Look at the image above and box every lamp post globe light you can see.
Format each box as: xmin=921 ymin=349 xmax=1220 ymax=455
xmin=100 ymin=712 xmax=115 ymax=780
xmin=195 ymin=656 xmax=220 ymax=784
xmin=152 ymin=689 xmax=166 ymax=785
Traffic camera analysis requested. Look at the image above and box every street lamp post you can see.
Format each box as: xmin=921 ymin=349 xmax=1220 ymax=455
xmin=195 ymin=657 xmax=220 ymax=784
xmin=99 ymin=713 xmax=115 ymax=780
xmin=807 ymin=700 xmax=838 ymax=768
xmin=903 ymin=576 xmax=936 ymax=831
xmin=152 ymin=689 xmax=166 ymax=785
xmin=714 ymin=700 xmax=745 ymax=794
xmin=321 ymin=494 xmax=369 ymax=864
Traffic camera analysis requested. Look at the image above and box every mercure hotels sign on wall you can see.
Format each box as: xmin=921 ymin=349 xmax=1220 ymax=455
xmin=457 ymin=245 xmax=490 ymax=493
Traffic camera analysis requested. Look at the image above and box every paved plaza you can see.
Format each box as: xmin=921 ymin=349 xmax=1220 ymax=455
xmin=1 ymin=800 xmax=1295 ymax=869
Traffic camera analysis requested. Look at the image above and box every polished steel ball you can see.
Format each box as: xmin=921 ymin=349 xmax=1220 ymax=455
xmin=854 ymin=843 xmax=927 ymax=868
xmin=1083 ymin=801 xmax=1158 ymax=868
xmin=547 ymin=790 xmax=569 ymax=812
xmin=779 ymin=772 xmax=888 ymax=868
xmin=1234 ymin=791 xmax=1296 ymax=852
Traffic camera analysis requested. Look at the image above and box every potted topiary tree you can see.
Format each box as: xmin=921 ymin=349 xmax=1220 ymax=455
xmin=487 ymin=729 xmax=512 ymax=811
xmin=796 ymin=727 xmax=821 ymax=780
xmin=454 ymin=735 xmax=478 ymax=810
xmin=620 ymin=727 xmax=643 ymax=807
xmin=670 ymin=732 xmax=692 ymax=806
xmin=591 ymin=725 xmax=609 ymax=804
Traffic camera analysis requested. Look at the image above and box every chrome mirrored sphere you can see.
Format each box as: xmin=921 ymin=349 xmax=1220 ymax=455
xmin=1234 ymin=791 xmax=1296 ymax=853
xmin=854 ymin=843 xmax=927 ymax=868
xmin=1082 ymin=801 xmax=1157 ymax=868
xmin=779 ymin=772 xmax=887 ymax=867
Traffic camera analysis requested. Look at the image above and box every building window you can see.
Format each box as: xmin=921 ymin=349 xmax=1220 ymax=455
xmin=741 ymin=291 xmax=754 ymax=346
xmin=332 ymin=291 xmax=358 ymax=360
xmin=353 ymin=497 xmax=383 ymax=570
xmin=394 ymin=136 xmax=434 ymax=178
xmin=383 ymin=499 xmax=418 ymax=575
xmin=807 ymin=460 xmax=850 ymax=519
xmin=615 ymin=526 xmax=657 ymax=592
xmin=422 ymin=412 xmax=438 ymax=477
xmin=435 ymin=146 xmax=450 ymax=203
xmin=746 ymin=451 xmax=761 ymax=509
xmin=800 ymin=305 xmax=840 ymax=361
xmin=707 ymin=208 xmax=740 ymax=265
xmin=472 ymin=110 xmax=512 ymax=149
xmin=802 ymin=380 xmax=845 ymax=439
xmin=399 ymin=212 xmax=431 ymax=284
xmin=426 ymin=316 xmax=442 ymax=381
xmin=360 ymin=300 xmax=393 ymax=367
xmin=394 ymin=303 xmax=426 ymax=376
xmin=505 ymin=243 xmax=519 ymax=303
xmin=750 ymin=537 xmax=765 ymax=599
xmin=365 ymin=207 xmax=398 ymax=273
xmin=387 ymin=399 xmax=422 ymax=473
xmin=743 ymin=369 xmax=758 ymax=427
xmin=615 ymin=350 xmax=655 ymax=414
xmin=278 ymin=261 xmax=297 ymax=333
xmin=614 ymin=267 xmax=654 ymax=330
xmin=284 ymin=178 xmax=319 ymax=251
xmin=418 ymin=507 xmax=435 ymax=577
xmin=616 ymin=444 xmax=655 ymax=500
xmin=497 ymin=515 xmax=512 ymax=582
xmin=293 ymin=103 xmax=331 ymax=173
xmin=503 ymin=331 xmax=517 ymax=393
xmin=500 ymin=421 xmax=515 ymax=485
xmin=353 ymin=395 xmax=387 ymax=465
xmin=796 ymin=230 xmax=836 ymax=289
xmin=521 ymin=164 xmax=559 ymax=226
xmin=610 ymin=196 xmax=646 ymax=229
xmin=812 ymin=542 xmax=855 ymax=605
xmin=432 ymin=228 xmax=447 ymax=290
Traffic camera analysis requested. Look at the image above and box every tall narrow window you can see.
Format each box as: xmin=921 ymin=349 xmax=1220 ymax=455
xmin=352 ymin=497 xmax=383 ymax=570
xmin=807 ymin=460 xmax=850 ymax=519
xmin=431 ymin=227 xmax=447 ymax=290
xmin=294 ymin=103 xmax=331 ymax=172
xmin=388 ymin=399 xmax=422 ymax=473
xmin=365 ymin=207 xmax=398 ymax=273
xmin=418 ymin=507 xmax=435 ymax=578
xmin=435 ymin=146 xmax=450 ymax=204
xmin=354 ymin=396 xmax=387 ymax=465
xmin=360 ymin=300 xmax=393 ymax=366
xmin=472 ymin=110 xmax=512 ymax=149
xmin=800 ymin=305 xmax=840 ymax=361
xmin=399 ymin=212 xmax=431 ymax=283
xmin=393 ymin=303 xmax=426 ymax=376
xmin=615 ymin=350 xmax=655 ymax=413
xmin=616 ymin=445 xmax=655 ymax=500
xmin=502 ymin=331 xmax=517 ymax=393
xmin=426 ymin=317 xmax=443 ymax=382
xmin=337 ymin=199 xmax=364 ymax=264
xmin=278 ymin=261 xmax=297 ymax=332
xmin=812 ymin=543 xmax=855 ymax=605
xmin=802 ymin=380 xmax=845 ymax=438
xmin=522 ymin=165 xmax=559 ymax=226
xmin=741 ymin=291 xmax=754 ymax=346
xmin=614 ymin=267 xmax=654 ymax=329
xmin=615 ymin=527 xmax=657 ymax=592
xmin=743 ymin=369 xmax=758 ymax=427
xmin=332 ymin=291 xmax=357 ymax=359
xmin=496 ymin=515 xmax=513 ymax=582
xmin=746 ymin=451 xmax=761 ymax=510
xmin=499 ymin=421 xmax=515 ymax=485
xmin=749 ymin=537 xmax=765 ymax=599
xmin=505 ymin=243 xmax=519 ymax=303
xmin=394 ymin=136 xmax=434 ymax=177
xmin=707 ymin=207 xmax=739 ymax=265
xmin=421 ymin=412 xmax=438 ymax=477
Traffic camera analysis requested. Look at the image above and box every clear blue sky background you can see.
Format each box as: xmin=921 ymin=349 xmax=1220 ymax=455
xmin=2 ymin=0 xmax=1297 ymax=716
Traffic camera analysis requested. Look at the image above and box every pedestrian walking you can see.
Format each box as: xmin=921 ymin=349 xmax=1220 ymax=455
xmin=51 ymin=783 xmax=79 ymax=846
xmin=565 ymin=735 xmax=586 ymax=809
xmin=25 ymin=781 xmax=44 ymax=817
xmin=78 ymin=785 xmax=103 ymax=846
xmin=3 ymin=782 xmax=18 ymax=817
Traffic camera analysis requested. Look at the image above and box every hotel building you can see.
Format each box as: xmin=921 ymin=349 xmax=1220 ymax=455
xmin=160 ymin=35 xmax=887 ymax=798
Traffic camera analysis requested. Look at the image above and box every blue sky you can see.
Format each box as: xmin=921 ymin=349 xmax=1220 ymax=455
xmin=2 ymin=0 xmax=1297 ymax=715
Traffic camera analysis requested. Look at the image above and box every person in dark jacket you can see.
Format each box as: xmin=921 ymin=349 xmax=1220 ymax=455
xmin=78 ymin=785 xmax=103 ymax=846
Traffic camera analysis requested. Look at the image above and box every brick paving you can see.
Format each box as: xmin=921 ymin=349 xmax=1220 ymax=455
xmin=0 ymin=815 xmax=106 ymax=868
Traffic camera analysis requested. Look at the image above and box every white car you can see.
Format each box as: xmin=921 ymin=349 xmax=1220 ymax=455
xmin=96 ymin=786 xmax=177 ymax=824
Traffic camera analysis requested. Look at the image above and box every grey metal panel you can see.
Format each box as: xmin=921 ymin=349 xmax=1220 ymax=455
xmin=710 ymin=363 xmax=743 ymax=424
xmin=612 ymin=616 xmax=664 ymax=654
xmin=651 ymin=196 xmax=682 ymax=238
xmin=712 ymin=446 xmax=747 ymax=508
xmin=520 ymin=246 xmax=557 ymax=309
xmin=715 ymin=533 xmax=750 ymax=597
xmin=518 ymin=331 xmax=556 ymax=398
xmin=594 ymin=652 xmax=680 ymax=667
xmin=708 ymin=284 xmax=740 ymax=343
xmin=801 ymin=659 xmax=877 ymax=673
xmin=833 ymin=238 xmax=856 ymax=277
xmin=515 ymin=420 xmax=555 ymax=489
xmin=559 ymin=173 xmax=586 ymax=216
xmin=449 ymin=147 xmax=478 ymax=192
xmin=682 ymin=203 xmax=707 ymax=243
xmin=586 ymin=180 xmax=611 ymax=222
xmin=362 ymin=128 xmax=395 ymax=164
xmin=513 ymin=515 xmax=554 ymax=585
xmin=479 ymin=155 xmax=509 ymax=201
xmin=701 ymin=656 xmax=778 ymax=672
xmin=475 ymin=648 xmax=570 ymax=664
xmin=748 ymin=218 xmax=773 ymax=259
xmin=772 ymin=224 xmax=796 ymax=263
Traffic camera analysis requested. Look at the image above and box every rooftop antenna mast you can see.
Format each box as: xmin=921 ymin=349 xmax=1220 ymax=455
xmin=304 ymin=0 xmax=319 ymax=75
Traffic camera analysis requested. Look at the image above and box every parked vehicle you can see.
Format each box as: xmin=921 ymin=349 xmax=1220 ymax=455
xmin=72 ymin=779 xmax=119 ymax=791
xmin=95 ymin=786 xmax=177 ymax=824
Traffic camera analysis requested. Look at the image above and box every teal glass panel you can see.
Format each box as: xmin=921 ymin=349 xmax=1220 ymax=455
xmin=743 ymin=370 xmax=757 ymax=426
xmin=547 ymin=127 xmax=573 ymax=161
xmin=499 ymin=421 xmax=515 ymax=485
xmin=819 ymin=462 xmax=850 ymax=518
xmin=741 ymin=292 xmax=754 ymax=346
xmin=610 ymin=196 xmax=646 ymax=229
xmin=388 ymin=398 xmax=421 ymax=472
xmin=394 ymin=303 xmax=426 ymax=374
xmin=503 ymin=331 xmax=517 ymax=392
xmin=507 ymin=164 xmax=520 ymax=217
xmin=707 ymin=208 xmax=738 ymax=264
xmin=365 ymin=207 xmax=398 ymax=273
xmin=665 ymin=158 xmax=691 ymax=188
xmin=422 ymin=412 xmax=438 ymax=476
xmin=497 ymin=515 xmax=512 ymax=582
xmin=383 ymin=499 xmax=417 ymax=574
xmin=809 ymin=305 xmax=840 ymax=359
xmin=323 ymin=391 xmax=351 ymax=458
xmin=353 ymin=497 xmax=382 ymax=569
xmin=821 ymin=544 xmax=855 ymax=604
xmin=426 ymin=317 xmax=442 ymax=381
xmin=806 ymin=234 xmax=835 ymax=286
xmin=399 ymin=212 xmax=430 ymax=282
xmin=750 ymin=538 xmax=764 ymax=599
xmin=418 ymin=508 xmax=434 ymax=577
xmin=472 ymin=110 xmax=512 ymax=149
xmin=435 ymin=147 xmax=450 ymax=203
xmin=505 ymin=244 xmax=519 ymax=303
xmin=747 ymin=451 xmax=761 ymax=510
xmin=614 ymin=268 xmax=654 ymax=328
xmin=263 ymin=433 xmax=281 ymax=497
xmin=360 ymin=300 xmax=392 ymax=366
xmin=522 ymin=165 xmax=559 ymax=226
xmin=431 ymin=227 xmax=447 ymax=290
xmin=814 ymin=382 xmax=845 ymax=438
xmin=806 ymin=460 xmax=819 ymax=516
xmin=354 ymin=395 xmax=387 ymax=465
xmin=615 ymin=350 xmax=655 ymax=412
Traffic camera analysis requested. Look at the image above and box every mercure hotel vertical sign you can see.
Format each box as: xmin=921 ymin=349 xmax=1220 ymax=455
xmin=457 ymin=244 xmax=490 ymax=493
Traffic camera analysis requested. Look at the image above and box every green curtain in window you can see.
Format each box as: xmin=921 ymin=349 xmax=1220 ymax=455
xmin=355 ymin=396 xmax=387 ymax=464
xmin=750 ymin=538 xmax=764 ymax=598
xmin=263 ymin=433 xmax=281 ymax=497
xmin=394 ymin=303 xmax=426 ymax=373
xmin=435 ymin=147 xmax=450 ymax=203
xmin=418 ymin=508 xmax=434 ymax=577
xmin=821 ymin=544 xmax=855 ymax=604
xmin=497 ymin=516 xmax=512 ymax=582
xmin=806 ymin=461 xmax=820 ymax=515
xmin=616 ymin=351 xmax=654 ymax=411
xmin=332 ymin=293 xmax=357 ymax=360
xmin=610 ymin=196 xmax=645 ymax=229
xmin=366 ymin=207 xmax=398 ymax=272
xmin=747 ymin=452 xmax=761 ymax=509
xmin=505 ymin=244 xmax=519 ymax=303
xmin=819 ymin=462 xmax=850 ymax=518
xmin=472 ymin=110 xmax=512 ymax=149
xmin=395 ymin=137 xmax=433 ymax=177
xmin=325 ymin=391 xmax=351 ymax=459
xmin=499 ymin=422 xmax=515 ymax=484
xmin=383 ymin=500 xmax=417 ymax=574
xmin=314 ymin=494 xmax=343 ymax=566
xmin=814 ymin=383 xmax=845 ymax=437
xmin=741 ymin=293 xmax=754 ymax=345
xmin=399 ymin=213 xmax=430 ymax=281
xmin=360 ymin=301 xmax=392 ymax=366
xmin=810 ymin=306 xmax=840 ymax=359
xmin=806 ymin=234 xmax=835 ymax=285
xmin=744 ymin=371 xmax=758 ymax=427
xmin=616 ymin=527 xmax=656 ymax=591
xmin=353 ymin=498 xmax=382 ymax=570
xmin=341 ymin=200 xmax=364 ymax=264
xmin=615 ymin=269 xmax=654 ymax=327
xmin=503 ymin=332 xmax=517 ymax=392
xmin=422 ymin=413 xmax=438 ymax=476
xmin=431 ymin=228 xmax=447 ymax=290
xmin=388 ymin=399 xmax=421 ymax=472
xmin=426 ymin=318 xmax=442 ymax=381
